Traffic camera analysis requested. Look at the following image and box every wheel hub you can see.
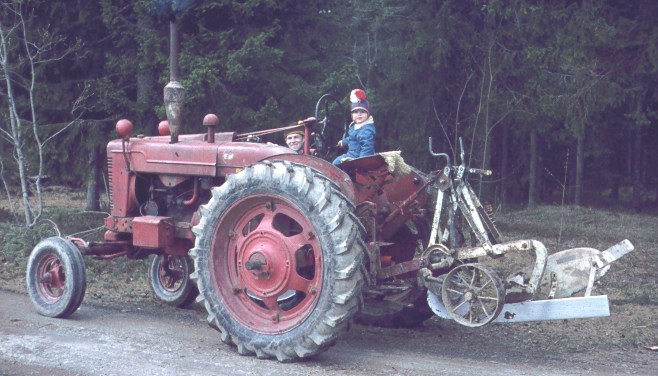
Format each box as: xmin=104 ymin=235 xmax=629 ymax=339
xmin=239 ymin=231 xmax=292 ymax=297
xmin=245 ymin=252 xmax=267 ymax=273
xmin=158 ymin=256 xmax=185 ymax=291
xmin=38 ymin=255 xmax=65 ymax=298
xmin=207 ymin=192 xmax=329 ymax=334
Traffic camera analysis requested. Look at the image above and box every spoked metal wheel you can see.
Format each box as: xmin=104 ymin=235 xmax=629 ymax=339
xmin=148 ymin=254 xmax=198 ymax=307
xmin=441 ymin=263 xmax=505 ymax=327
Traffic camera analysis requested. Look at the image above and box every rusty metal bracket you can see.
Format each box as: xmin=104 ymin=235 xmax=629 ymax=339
xmin=456 ymin=239 xmax=548 ymax=298
xmin=378 ymin=259 xmax=426 ymax=281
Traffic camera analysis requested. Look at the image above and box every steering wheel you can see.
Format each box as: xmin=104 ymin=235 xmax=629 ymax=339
xmin=313 ymin=94 xmax=345 ymax=156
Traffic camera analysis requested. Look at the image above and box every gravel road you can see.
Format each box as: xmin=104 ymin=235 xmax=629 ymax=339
xmin=1 ymin=289 xmax=655 ymax=376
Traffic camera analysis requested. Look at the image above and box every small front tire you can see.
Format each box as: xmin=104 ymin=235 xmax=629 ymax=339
xmin=26 ymin=237 xmax=86 ymax=318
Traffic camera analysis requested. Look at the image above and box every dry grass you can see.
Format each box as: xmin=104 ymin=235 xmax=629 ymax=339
xmin=496 ymin=205 xmax=658 ymax=304
xmin=0 ymin=185 xmax=111 ymax=214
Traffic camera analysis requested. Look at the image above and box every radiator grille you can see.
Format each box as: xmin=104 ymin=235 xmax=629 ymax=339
xmin=107 ymin=155 xmax=113 ymax=212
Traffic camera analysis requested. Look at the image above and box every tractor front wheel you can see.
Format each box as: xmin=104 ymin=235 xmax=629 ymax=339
xmin=191 ymin=161 xmax=365 ymax=361
xmin=26 ymin=237 xmax=86 ymax=318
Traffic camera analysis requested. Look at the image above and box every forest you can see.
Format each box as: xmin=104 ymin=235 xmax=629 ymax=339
xmin=1 ymin=0 xmax=657 ymax=225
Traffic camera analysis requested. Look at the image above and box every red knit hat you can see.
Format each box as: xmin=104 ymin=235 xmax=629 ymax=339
xmin=350 ymin=89 xmax=370 ymax=114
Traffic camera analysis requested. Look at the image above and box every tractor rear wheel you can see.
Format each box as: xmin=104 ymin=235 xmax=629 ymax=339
xmin=26 ymin=237 xmax=86 ymax=318
xmin=191 ymin=161 xmax=366 ymax=361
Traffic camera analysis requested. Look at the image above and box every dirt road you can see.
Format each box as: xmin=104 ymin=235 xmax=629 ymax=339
xmin=1 ymin=290 xmax=655 ymax=376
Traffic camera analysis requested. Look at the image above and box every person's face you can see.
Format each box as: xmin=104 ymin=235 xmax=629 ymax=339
xmin=351 ymin=109 xmax=369 ymax=124
xmin=286 ymin=133 xmax=304 ymax=152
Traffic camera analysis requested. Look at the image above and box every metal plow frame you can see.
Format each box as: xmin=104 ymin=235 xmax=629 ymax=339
xmin=427 ymin=239 xmax=635 ymax=324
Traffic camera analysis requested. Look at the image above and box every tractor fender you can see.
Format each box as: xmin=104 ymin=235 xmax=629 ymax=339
xmin=268 ymin=153 xmax=357 ymax=204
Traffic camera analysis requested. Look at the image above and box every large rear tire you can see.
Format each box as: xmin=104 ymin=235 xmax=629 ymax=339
xmin=191 ymin=161 xmax=366 ymax=361
xmin=26 ymin=237 xmax=86 ymax=318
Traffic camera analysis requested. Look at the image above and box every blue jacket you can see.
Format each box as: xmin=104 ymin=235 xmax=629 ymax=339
xmin=333 ymin=118 xmax=376 ymax=165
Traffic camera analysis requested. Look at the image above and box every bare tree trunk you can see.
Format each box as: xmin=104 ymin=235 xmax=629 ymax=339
xmin=1 ymin=24 xmax=33 ymax=225
xmin=567 ymin=138 xmax=577 ymax=203
xmin=1 ymin=4 xmax=79 ymax=227
xmin=632 ymin=124 xmax=643 ymax=211
xmin=528 ymin=127 xmax=538 ymax=209
xmin=473 ymin=40 xmax=495 ymax=202
xmin=500 ymin=123 xmax=509 ymax=209
xmin=85 ymin=146 xmax=100 ymax=211
xmin=0 ymin=158 xmax=18 ymax=222
xmin=478 ymin=126 xmax=495 ymax=202
xmin=537 ymin=139 xmax=544 ymax=202
xmin=16 ymin=138 xmax=33 ymax=224
xmin=574 ymin=133 xmax=584 ymax=206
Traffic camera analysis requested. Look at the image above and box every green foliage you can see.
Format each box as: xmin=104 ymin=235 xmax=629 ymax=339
xmin=1 ymin=0 xmax=656 ymax=207
xmin=0 ymin=207 xmax=106 ymax=263
xmin=0 ymin=223 xmax=50 ymax=262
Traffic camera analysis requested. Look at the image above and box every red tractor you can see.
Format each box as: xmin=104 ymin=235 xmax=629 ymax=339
xmin=25 ymin=23 xmax=635 ymax=362
xmin=24 ymin=98 xmax=635 ymax=361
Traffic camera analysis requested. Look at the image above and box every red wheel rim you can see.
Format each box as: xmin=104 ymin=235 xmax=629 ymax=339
xmin=210 ymin=195 xmax=323 ymax=333
xmin=158 ymin=256 xmax=185 ymax=292
xmin=36 ymin=253 xmax=66 ymax=302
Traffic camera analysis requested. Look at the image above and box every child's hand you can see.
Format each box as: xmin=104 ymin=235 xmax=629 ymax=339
xmin=337 ymin=140 xmax=343 ymax=147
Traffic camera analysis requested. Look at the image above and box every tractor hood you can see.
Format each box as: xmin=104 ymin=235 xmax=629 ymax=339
xmin=106 ymin=132 xmax=295 ymax=177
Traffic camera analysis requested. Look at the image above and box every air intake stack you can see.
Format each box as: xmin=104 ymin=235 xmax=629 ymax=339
xmin=164 ymin=18 xmax=185 ymax=144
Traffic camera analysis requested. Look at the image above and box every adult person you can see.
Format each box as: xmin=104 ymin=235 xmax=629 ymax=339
xmin=284 ymin=126 xmax=305 ymax=154
xmin=332 ymin=89 xmax=376 ymax=165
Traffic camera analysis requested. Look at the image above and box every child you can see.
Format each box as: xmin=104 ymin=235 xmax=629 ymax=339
xmin=332 ymin=89 xmax=376 ymax=165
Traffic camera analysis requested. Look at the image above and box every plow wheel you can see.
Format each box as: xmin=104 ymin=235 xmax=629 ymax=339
xmin=26 ymin=237 xmax=86 ymax=318
xmin=148 ymin=254 xmax=198 ymax=307
xmin=357 ymin=221 xmax=433 ymax=328
xmin=191 ymin=161 xmax=366 ymax=361
xmin=441 ymin=263 xmax=505 ymax=327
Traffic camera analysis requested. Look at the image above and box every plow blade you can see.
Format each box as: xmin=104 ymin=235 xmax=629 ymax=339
xmin=493 ymin=295 xmax=610 ymax=323
xmin=427 ymin=289 xmax=612 ymax=323
xmin=537 ymin=239 xmax=634 ymax=299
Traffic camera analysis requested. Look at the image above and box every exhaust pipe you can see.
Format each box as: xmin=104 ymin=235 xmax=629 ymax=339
xmin=164 ymin=18 xmax=185 ymax=144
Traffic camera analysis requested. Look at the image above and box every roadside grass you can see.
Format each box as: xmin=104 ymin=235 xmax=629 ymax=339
xmin=0 ymin=189 xmax=151 ymax=300
xmin=496 ymin=205 xmax=658 ymax=305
